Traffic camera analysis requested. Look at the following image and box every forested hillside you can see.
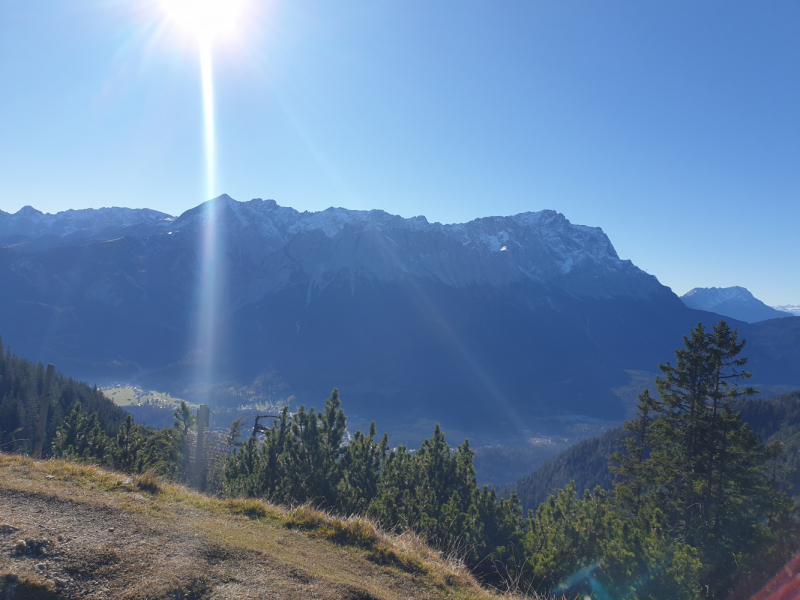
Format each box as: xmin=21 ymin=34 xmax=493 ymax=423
xmin=502 ymin=389 xmax=800 ymax=515
xmin=0 ymin=336 xmax=125 ymax=454
xmin=498 ymin=427 xmax=622 ymax=513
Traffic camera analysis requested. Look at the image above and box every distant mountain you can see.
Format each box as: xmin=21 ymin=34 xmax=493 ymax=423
xmin=0 ymin=205 xmax=174 ymax=253
xmin=1 ymin=196 xmax=799 ymax=444
xmin=775 ymin=305 xmax=800 ymax=317
xmin=680 ymin=286 xmax=794 ymax=323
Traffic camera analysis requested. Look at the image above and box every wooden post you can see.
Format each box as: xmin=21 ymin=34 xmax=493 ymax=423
xmin=195 ymin=404 xmax=210 ymax=489
xmin=33 ymin=364 xmax=56 ymax=459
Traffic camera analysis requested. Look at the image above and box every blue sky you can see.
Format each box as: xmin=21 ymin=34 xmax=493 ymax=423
xmin=0 ymin=1 xmax=798 ymax=305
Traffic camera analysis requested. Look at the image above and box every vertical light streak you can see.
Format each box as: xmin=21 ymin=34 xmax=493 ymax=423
xmin=196 ymin=36 xmax=221 ymax=401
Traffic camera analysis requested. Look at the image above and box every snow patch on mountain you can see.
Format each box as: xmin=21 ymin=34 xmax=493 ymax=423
xmin=775 ymin=305 xmax=800 ymax=317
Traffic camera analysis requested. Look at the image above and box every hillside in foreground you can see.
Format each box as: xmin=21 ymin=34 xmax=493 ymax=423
xmin=0 ymin=454 xmax=520 ymax=600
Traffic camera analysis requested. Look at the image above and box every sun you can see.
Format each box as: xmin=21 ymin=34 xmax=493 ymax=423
xmin=160 ymin=0 xmax=247 ymax=41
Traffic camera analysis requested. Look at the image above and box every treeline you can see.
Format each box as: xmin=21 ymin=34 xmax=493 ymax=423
xmin=4 ymin=323 xmax=799 ymax=599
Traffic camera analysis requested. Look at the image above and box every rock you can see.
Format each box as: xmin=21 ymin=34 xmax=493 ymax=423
xmin=133 ymin=494 xmax=144 ymax=500
xmin=36 ymin=562 xmax=46 ymax=570
xmin=14 ymin=539 xmax=26 ymax=553
xmin=108 ymin=527 xmax=114 ymax=532
xmin=0 ymin=523 xmax=19 ymax=535
xmin=57 ymin=534 xmax=64 ymax=542
xmin=55 ymin=577 xmax=68 ymax=586
xmin=45 ymin=475 xmax=54 ymax=480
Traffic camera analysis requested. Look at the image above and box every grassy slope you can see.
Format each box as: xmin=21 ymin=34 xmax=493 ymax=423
xmin=0 ymin=454 xmax=520 ymax=600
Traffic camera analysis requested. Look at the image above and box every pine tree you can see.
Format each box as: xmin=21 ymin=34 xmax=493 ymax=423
xmin=611 ymin=320 xmax=793 ymax=599
xmin=336 ymin=421 xmax=388 ymax=515
xmin=51 ymin=402 xmax=111 ymax=461
xmin=611 ymin=389 xmax=657 ymax=517
xmin=173 ymin=401 xmax=195 ymax=434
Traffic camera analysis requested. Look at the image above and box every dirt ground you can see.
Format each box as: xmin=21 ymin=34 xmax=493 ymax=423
xmin=0 ymin=455 xmax=503 ymax=600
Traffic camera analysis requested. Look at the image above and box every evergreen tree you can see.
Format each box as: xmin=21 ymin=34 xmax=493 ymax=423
xmin=173 ymin=400 xmax=195 ymax=434
xmin=335 ymin=421 xmax=388 ymax=515
xmin=284 ymin=389 xmax=348 ymax=506
xmin=113 ymin=414 xmax=146 ymax=472
xmin=611 ymin=389 xmax=657 ymax=517
xmin=611 ymin=320 xmax=794 ymax=599
xmin=51 ymin=402 xmax=111 ymax=461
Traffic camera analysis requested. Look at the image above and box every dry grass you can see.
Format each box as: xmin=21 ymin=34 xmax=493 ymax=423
xmin=135 ymin=471 xmax=160 ymax=494
xmin=0 ymin=453 xmax=524 ymax=600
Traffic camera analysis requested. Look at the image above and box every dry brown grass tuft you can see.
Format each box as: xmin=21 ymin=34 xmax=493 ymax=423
xmin=135 ymin=472 xmax=160 ymax=494
xmin=223 ymin=497 xmax=281 ymax=521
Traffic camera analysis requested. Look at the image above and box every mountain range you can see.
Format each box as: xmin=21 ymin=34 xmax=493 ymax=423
xmin=1 ymin=196 xmax=798 ymax=444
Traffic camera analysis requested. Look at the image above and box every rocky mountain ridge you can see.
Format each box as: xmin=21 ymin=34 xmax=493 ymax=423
xmin=2 ymin=195 xmax=658 ymax=292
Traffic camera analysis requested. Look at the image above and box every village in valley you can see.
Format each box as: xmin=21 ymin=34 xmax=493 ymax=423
xmin=101 ymin=385 xmax=191 ymax=410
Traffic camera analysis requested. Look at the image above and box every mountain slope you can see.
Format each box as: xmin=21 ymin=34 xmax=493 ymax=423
xmin=681 ymin=286 xmax=794 ymax=323
xmin=498 ymin=428 xmax=622 ymax=513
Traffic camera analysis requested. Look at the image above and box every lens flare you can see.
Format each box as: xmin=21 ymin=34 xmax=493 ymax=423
xmin=195 ymin=39 xmax=223 ymax=402
xmin=157 ymin=0 xmax=249 ymax=401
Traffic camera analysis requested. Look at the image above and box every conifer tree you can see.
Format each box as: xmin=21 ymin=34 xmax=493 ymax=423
xmin=611 ymin=389 xmax=657 ymax=517
xmin=51 ymin=402 xmax=111 ymax=461
xmin=611 ymin=320 xmax=793 ymax=599
xmin=336 ymin=421 xmax=388 ymax=515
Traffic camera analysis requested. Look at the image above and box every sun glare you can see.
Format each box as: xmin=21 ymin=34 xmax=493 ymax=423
xmin=160 ymin=0 xmax=246 ymax=41
xmin=156 ymin=0 xmax=249 ymax=404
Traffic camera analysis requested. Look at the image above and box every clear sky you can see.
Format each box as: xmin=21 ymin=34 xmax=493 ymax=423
xmin=0 ymin=1 xmax=798 ymax=305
